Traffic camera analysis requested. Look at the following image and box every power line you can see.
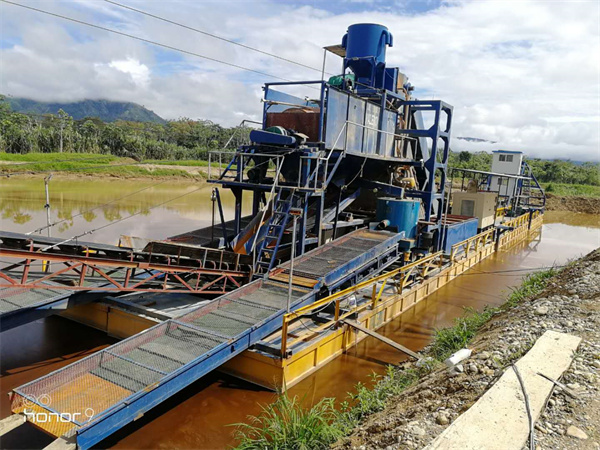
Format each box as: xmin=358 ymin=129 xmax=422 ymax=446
xmin=1 ymin=0 xmax=299 ymax=84
xmin=103 ymin=0 xmax=334 ymax=77
xmin=26 ymin=179 xmax=170 ymax=235
xmin=38 ymin=186 xmax=206 ymax=252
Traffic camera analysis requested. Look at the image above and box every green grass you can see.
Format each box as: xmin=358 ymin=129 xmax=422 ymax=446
xmin=337 ymin=363 xmax=436 ymax=429
xmin=233 ymin=364 xmax=438 ymax=450
xmin=544 ymin=183 xmax=600 ymax=198
xmin=144 ymin=159 xmax=209 ymax=167
xmin=502 ymin=267 xmax=558 ymax=308
xmin=233 ymin=396 xmax=345 ymax=450
xmin=0 ymin=152 xmax=118 ymax=164
xmin=0 ymin=152 xmax=204 ymax=178
xmin=428 ymin=306 xmax=496 ymax=361
xmin=428 ymin=267 xmax=557 ymax=362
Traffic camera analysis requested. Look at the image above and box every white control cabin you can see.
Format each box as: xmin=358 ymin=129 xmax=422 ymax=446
xmin=490 ymin=150 xmax=523 ymax=202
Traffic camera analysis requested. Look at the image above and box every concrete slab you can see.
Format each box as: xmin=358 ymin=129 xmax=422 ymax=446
xmin=0 ymin=414 xmax=25 ymax=436
xmin=427 ymin=330 xmax=581 ymax=450
xmin=43 ymin=436 xmax=76 ymax=450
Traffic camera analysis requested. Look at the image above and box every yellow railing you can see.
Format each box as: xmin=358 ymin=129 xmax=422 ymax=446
xmin=503 ymin=212 xmax=530 ymax=229
xmin=530 ymin=210 xmax=544 ymax=230
xmin=449 ymin=227 xmax=496 ymax=262
xmin=280 ymin=251 xmax=446 ymax=356
xmin=279 ymin=212 xmax=541 ymax=356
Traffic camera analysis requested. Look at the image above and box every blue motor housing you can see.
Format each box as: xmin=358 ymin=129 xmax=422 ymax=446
xmin=250 ymin=129 xmax=296 ymax=146
xmin=342 ymin=23 xmax=393 ymax=94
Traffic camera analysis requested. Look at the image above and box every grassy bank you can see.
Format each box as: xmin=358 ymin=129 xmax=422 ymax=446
xmin=233 ymin=267 xmax=559 ymax=450
xmin=543 ymin=182 xmax=600 ymax=198
xmin=0 ymin=152 xmax=207 ymax=179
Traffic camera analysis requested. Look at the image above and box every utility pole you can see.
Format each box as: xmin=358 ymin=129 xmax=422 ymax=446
xmin=44 ymin=174 xmax=52 ymax=238
xmin=43 ymin=174 xmax=53 ymax=272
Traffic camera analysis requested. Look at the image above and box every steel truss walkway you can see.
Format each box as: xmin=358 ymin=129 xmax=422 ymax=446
xmin=0 ymin=232 xmax=251 ymax=330
xmin=9 ymin=229 xmax=403 ymax=449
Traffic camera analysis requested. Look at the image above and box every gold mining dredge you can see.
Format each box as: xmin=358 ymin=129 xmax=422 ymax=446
xmin=0 ymin=23 xmax=545 ymax=449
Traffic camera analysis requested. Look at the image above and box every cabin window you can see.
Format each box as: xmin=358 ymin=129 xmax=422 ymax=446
xmin=499 ymin=154 xmax=506 ymax=162
xmin=506 ymin=155 xmax=513 ymax=162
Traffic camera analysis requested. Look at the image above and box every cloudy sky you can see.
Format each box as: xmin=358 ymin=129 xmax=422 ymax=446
xmin=1 ymin=0 xmax=599 ymax=161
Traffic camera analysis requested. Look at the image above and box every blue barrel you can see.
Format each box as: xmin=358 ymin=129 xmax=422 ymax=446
xmin=376 ymin=198 xmax=420 ymax=239
xmin=342 ymin=23 xmax=393 ymax=67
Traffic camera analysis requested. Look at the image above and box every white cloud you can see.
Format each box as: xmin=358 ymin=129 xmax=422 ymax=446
xmin=107 ymin=58 xmax=150 ymax=87
xmin=0 ymin=0 xmax=598 ymax=161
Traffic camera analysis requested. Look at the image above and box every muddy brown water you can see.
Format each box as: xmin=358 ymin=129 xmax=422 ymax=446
xmin=0 ymin=177 xmax=598 ymax=449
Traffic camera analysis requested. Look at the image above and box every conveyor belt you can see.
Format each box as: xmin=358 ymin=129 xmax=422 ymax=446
xmin=10 ymin=229 xmax=403 ymax=449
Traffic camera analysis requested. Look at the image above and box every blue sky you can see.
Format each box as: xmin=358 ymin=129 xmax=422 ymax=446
xmin=0 ymin=0 xmax=598 ymax=161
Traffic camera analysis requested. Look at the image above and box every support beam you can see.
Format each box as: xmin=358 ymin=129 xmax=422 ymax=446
xmin=342 ymin=319 xmax=420 ymax=360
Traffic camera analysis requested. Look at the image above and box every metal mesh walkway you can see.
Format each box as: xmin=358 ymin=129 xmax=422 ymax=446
xmin=10 ymin=280 xmax=310 ymax=438
xmin=9 ymin=229 xmax=402 ymax=448
xmin=278 ymin=230 xmax=392 ymax=281
xmin=0 ymin=284 xmax=66 ymax=314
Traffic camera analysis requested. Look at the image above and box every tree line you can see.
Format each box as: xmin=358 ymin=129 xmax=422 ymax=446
xmin=1 ymin=97 xmax=597 ymax=186
xmin=0 ymin=97 xmax=251 ymax=161
xmin=449 ymin=150 xmax=599 ymax=186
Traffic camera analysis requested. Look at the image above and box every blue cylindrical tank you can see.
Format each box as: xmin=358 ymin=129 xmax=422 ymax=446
xmin=342 ymin=23 xmax=393 ymax=67
xmin=376 ymin=197 xmax=420 ymax=239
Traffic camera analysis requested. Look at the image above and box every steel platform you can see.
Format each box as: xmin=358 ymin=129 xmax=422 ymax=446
xmin=0 ymin=232 xmax=251 ymax=331
xmin=9 ymin=229 xmax=403 ymax=449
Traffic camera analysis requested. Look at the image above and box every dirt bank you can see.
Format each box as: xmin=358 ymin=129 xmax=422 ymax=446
xmin=545 ymin=193 xmax=600 ymax=215
xmin=334 ymin=249 xmax=600 ymax=450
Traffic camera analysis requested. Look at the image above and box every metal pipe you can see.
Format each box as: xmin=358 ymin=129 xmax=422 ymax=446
xmin=287 ymin=214 xmax=298 ymax=313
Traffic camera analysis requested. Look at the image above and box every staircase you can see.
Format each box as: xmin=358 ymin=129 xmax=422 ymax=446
xmin=253 ymin=190 xmax=298 ymax=277
xmin=518 ymin=162 xmax=546 ymax=209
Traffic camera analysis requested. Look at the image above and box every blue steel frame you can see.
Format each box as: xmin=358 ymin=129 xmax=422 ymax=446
xmin=400 ymin=100 xmax=453 ymax=250
xmin=211 ymin=81 xmax=453 ymax=256
xmin=212 ymin=80 xmax=330 ymax=258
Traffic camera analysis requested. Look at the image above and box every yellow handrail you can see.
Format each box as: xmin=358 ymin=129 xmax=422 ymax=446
xmin=287 ymin=251 xmax=443 ymax=319
xmin=280 ymin=251 xmax=446 ymax=355
xmin=449 ymin=227 xmax=496 ymax=261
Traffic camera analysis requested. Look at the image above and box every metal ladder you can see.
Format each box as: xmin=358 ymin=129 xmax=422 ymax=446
xmin=253 ymin=190 xmax=297 ymax=276
xmin=518 ymin=162 xmax=546 ymax=208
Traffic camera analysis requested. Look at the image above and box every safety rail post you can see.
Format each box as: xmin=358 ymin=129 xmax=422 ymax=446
xmin=399 ymin=273 xmax=406 ymax=291
xmin=371 ymin=284 xmax=377 ymax=309
xmin=334 ymin=298 xmax=341 ymax=322
xmin=280 ymin=315 xmax=289 ymax=358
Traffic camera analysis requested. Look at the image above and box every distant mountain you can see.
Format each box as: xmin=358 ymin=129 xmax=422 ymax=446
xmin=4 ymin=97 xmax=166 ymax=124
xmin=456 ymin=136 xmax=497 ymax=144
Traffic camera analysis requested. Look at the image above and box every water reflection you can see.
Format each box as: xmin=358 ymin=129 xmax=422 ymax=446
xmin=0 ymin=176 xmax=250 ymax=243
xmin=0 ymin=177 xmax=598 ymax=449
